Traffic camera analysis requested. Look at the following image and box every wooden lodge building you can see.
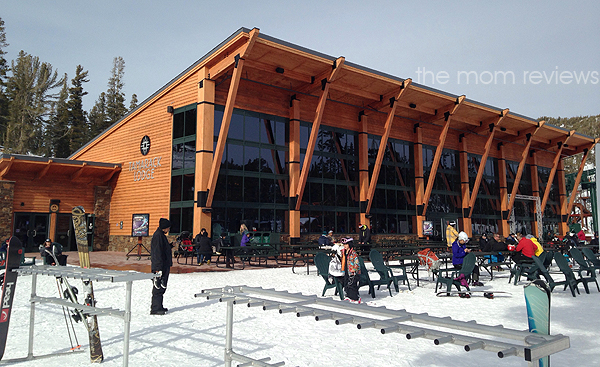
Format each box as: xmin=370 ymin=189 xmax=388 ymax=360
xmin=1 ymin=27 xmax=598 ymax=252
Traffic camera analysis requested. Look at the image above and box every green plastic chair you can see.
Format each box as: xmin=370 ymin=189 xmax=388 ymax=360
xmin=554 ymin=253 xmax=586 ymax=295
xmin=509 ymin=252 xmax=546 ymax=285
xmin=314 ymin=252 xmax=344 ymax=300
xmin=569 ymin=248 xmax=600 ymax=292
xmin=581 ymin=247 xmax=600 ymax=273
xmin=434 ymin=252 xmax=475 ymax=294
xmin=357 ymin=257 xmax=376 ymax=298
xmin=532 ymin=255 xmax=577 ymax=297
xmin=369 ymin=249 xmax=411 ymax=293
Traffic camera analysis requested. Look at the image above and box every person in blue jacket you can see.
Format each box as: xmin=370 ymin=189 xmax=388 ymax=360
xmin=452 ymin=231 xmax=483 ymax=286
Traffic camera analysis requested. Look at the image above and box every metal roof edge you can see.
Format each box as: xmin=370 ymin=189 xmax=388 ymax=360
xmin=2 ymin=153 xmax=121 ymax=168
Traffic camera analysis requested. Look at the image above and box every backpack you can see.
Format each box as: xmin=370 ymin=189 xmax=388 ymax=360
xmin=417 ymin=248 xmax=440 ymax=271
xmin=328 ymin=255 xmax=344 ymax=277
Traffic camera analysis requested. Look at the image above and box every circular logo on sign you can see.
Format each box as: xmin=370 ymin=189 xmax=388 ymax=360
xmin=140 ymin=135 xmax=151 ymax=156
xmin=50 ymin=204 xmax=59 ymax=213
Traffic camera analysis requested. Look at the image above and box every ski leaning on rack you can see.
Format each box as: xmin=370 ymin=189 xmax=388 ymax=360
xmin=72 ymin=206 xmax=104 ymax=363
xmin=524 ymin=279 xmax=551 ymax=367
xmin=0 ymin=237 xmax=23 ymax=360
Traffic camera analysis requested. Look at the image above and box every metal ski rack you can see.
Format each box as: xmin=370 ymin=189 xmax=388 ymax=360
xmin=196 ymin=286 xmax=570 ymax=367
xmin=11 ymin=265 xmax=156 ymax=367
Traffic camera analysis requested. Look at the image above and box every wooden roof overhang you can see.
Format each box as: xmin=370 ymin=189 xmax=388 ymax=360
xmin=0 ymin=154 xmax=121 ymax=184
xmin=71 ymin=27 xmax=597 ymax=161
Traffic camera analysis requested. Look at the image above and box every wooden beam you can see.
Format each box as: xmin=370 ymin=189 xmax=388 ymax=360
xmin=469 ymin=109 xmax=509 ymax=135
xmin=0 ymin=157 xmax=15 ymax=179
xmin=366 ymin=79 xmax=412 ymax=214
xmin=36 ymin=160 xmax=53 ymax=180
xmin=421 ymin=97 xmax=464 ymax=124
xmin=421 ymin=95 xmax=465 ymax=215
xmin=244 ymin=59 xmax=312 ymax=83
xmin=102 ymin=166 xmax=121 ymax=182
xmin=332 ymin=131 xmax=357 ymax=202
xmin=539 ymin=130 xmax=575 ymax=151
xmin=565 ymin=140 xmax=599 ymax=216
xmin=468 ymin=110 xmax=508 ymax=217
xmin=387 ymin=141 xmax=415 ymax=205
xmin=206 ymin=57 xmax=246 ymax=207
xmin=295 ymin=57 xmax=345 ymax=210
xmin=295 ymin=57 xmax=345 ymax=96
xmin=506 ymin=121 xmax=545 ymax=217
xmin=504 ymin=121 xmax=544 ymax=144
xmin=70 ymin=163 xmax=87 ymax=181
xmin=539 ymin=132 xmax=575 ymax=211
xmin=208 ymin=28 xmax=260 ymax=80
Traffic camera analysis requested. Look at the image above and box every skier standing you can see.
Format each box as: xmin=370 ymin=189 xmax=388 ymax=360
xmin=150 ymin=218 xmax=173 ymax=315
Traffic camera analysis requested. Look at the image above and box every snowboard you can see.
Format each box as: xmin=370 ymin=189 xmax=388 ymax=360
xmin=436 ymin=290 xmax=510 ymax=299
xmin=524 ymin=279 xmax=551 ymax=367
xmin=72 ymin=206 xmax=104 ymax=363
xmin=0 ymin=237 xmax=23 ymax=360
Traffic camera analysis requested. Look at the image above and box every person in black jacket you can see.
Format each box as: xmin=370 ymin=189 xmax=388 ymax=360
xmin=478 ymin=233 xmax=489 ymax=251
xmin=196 ymin=229 xmax=213 ymax=265
xmin=590 ymin=232 xmax=599 ymax=253
xmin=150 ymin=218 xmax=173 ymax=315
xmin=358 ymin=224 xmax=371 ymax=254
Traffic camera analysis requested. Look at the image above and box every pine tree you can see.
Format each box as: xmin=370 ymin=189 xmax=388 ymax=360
xmin=129 ymin=93 xmax=138 ymax=111
xmin=0 ymin=17 xmax=10 ymax=147
xmin=46 ymin=76 xmax=70 ymax=157
xmin=88 ymin=92 xmax=107 ymax=138
xmin=4 ymin=51 xmax=63 ymax=154
xmin=68 ymin=65 xmax=89 ymax=154
xmin=105 ymin=56 xmax=127 ymax=126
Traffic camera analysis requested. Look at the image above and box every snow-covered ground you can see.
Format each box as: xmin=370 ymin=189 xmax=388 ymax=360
xmin=2 ymin=260 xmax=599 ymax=367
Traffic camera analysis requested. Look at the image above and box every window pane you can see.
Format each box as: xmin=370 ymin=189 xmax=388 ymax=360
xmin=260 ymin=178 xmax=275 ymax=203
xmin=182 ymin=174 xmax=195 ymax=201
xmin=244 ymin=177 xmax=259 ymax=202
xmin=260 ymin=118 xmax=272 ymax=144
xmin=170 ymin=175 xmax=182 ymax=202
xmin=181 ymin=207 xmax=194 ymax=233
xmin=173 ymin=112 xmax=184 ymax=139
xmin=172 ymin=143 xmax=183 ymax=170
xmin=183 ymin=140 xmax=195 ymax=169
xmin=244 ymin=146 xmax=260 ymax=172
xmin=214 ymin=175 xmax=227 ymax=202
xmin=228 ymin=175 xmax=243 ymax=202
xmin=184 ymin=109 xmax=196 ymax=137
xmin=228 ymin=112 xmax=244 ymax=140
xmin=214 ymin=108 xmax=223 ymax=138
xmin=169 ymin=208 xmax=181 ymax=234
xmin=245 ymin=114 xmax=260 ymax=142
xmin=227 ymin=144 xmax=243 ymax=170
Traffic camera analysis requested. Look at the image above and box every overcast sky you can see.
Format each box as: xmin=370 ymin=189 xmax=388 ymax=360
xmin=3 ymin=1 xmax=599 ymax=120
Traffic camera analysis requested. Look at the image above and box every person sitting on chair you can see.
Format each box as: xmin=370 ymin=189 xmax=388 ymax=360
xmin=39 ymin=238 xmax=65 ymax=265
xmin=512 ymin=232 xmax=537 ymax=264
xmin=452 ymin=232 xmax=483 ymax=286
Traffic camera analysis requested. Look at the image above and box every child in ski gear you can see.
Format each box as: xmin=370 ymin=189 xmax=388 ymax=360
xmin=341 ymin=237 xmax=361 ymax=303
xmin=150 ymin=218 xmax=173 ymax=315
xmin=451 ymin=232 xmax=483 ymax=286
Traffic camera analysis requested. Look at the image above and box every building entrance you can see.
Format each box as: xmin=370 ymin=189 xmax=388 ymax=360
xmin=13 ymin=213 xmax=49 ymax=252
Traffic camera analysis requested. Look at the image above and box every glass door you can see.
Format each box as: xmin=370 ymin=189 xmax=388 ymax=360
xmin=13 ymin=213 xmax=49 ymax=252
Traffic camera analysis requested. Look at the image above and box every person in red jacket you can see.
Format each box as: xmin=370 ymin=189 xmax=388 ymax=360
xmin=512 ymin=232 xmax=536 ymax=264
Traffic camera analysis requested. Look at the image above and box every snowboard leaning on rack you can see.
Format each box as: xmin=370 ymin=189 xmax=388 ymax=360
xmin=72 ymin=206 xmax=104 ymax=363
xmin=0 ymin=237 xmax=23 ymax=360
xmin=524 ymin=279 xmax=551 ymax=367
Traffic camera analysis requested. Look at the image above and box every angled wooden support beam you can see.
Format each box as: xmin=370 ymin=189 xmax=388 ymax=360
xmin=366 ymin=79 xmax=412 ymax=214
xmin=332 ymin=131 xmax=357 ymax=202
xmin=505 ymin=120 xmax=545 ymax=144
xmin=565 ymin=140 xmax=599 ymax=216
xmin=387 ymin=141 xmax=415 ymax=205
xmin=506 ymin=121 xmax=545 ymax=217
xmin=421 ymin=95 xmax=465 ymax=216
xmin=296 ymin=57 xmax=345 ymax=96
xmin=36 ymin=160 xmax=53 ymax=180
xmin=102 ymin=166 xmax=121 ymax=183
xmin=70 ymin=163 xmax=87 ymax=181
xmin=208 ymin=28 xmax=259 ymax=80
xmin=206 ymin=58 xmax=247 ymax=207
xmin=468 ymin=110 xmax=509 ymax=217
xmin=420 ymin=96 xmax=464 ymax=124
xmin=0 ymin=157 xmax=15 ymax=179
xmin=540 ymin=132 xmax=575 ymax=210
xmin=295 ymin=57 xmax=345 ymax=210
xmin=469 ymin=109 xmax=509 ymax=135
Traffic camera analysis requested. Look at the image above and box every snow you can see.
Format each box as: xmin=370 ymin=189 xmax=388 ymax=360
xmin=2 ymin=260 xmax=599 ymax=367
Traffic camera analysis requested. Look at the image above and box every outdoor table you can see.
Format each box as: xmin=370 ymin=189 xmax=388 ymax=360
xmin=290 ymin=243 xmax=323 ymax=275
xmin=393 ymin=254 xmax=420 ymax=287
xmin=473 ymin=251 xmax=514 ymax=280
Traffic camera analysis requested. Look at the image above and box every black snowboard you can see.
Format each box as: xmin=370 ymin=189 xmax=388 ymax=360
xmin=72 ymin=206 xmax=104 ymax=363
xmin=0 ymin=237 xmax=23 ymax=360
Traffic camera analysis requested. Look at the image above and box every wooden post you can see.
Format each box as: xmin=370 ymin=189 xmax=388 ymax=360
xmin=557 ymin=160 xmax=569 ymax=236
xmin=194 ymin=67 xmax=215 ymax=237
xmin=459 ymin=135 xmax=471 ymax=236
xmin=359 ymin=113 xmax=369 ymax=227
xmin=289 ymin=97 xmax=301 ymax=239
xmin=530 ymin=151 xmax=540 ymax=237
xmin=414 ymin=124 xmax=425 ymax=237
xmin=497 ymin=144 xmax=510 ymax=236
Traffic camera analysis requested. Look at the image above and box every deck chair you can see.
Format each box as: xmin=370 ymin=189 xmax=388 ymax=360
xmin=569 ymin=248 xmax=600 ymax=292
xmin=357 ymin=257 xmax=376 ymax=298
xmin=434 ymin=252 xmax=475 ymax=293
xmin=369 ymin=249 xmax=411 ymax=293
xmin=531 ymin=255 xmax=578 ymax=297
xmin=314 ymin=252 xmax=344 ymax=300
xmin=509 ymin=252 xmax=546 ymax=285
xmin=581 ymin=247 xmax=600 ymax=273
xmin=554 ymin=253 xmax=587 ymax=295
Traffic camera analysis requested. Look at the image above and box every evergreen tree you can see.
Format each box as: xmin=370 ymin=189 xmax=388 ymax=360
xmin=540 ymin=115 xmax=600 ymax=174
xmin=0 ymin=17 xmax=10 ymax=147
xmin=88 ymin=92 xmax=107 ymax=138
xmin=105 ymin=56 xmax=127 ymax=126
xmin=46 ymin=76 xmax=70 ymax=157
xmin=4 ymin=51 xmax=63 ymax=154
xmin=129 ymin=93 xmax=138 ymax=111
xmin=68 ymin=65 xmax=89 ymax=154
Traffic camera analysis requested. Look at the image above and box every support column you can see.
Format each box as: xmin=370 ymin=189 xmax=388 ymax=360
xmin=557 ymin=160 xmax=569 ymax=236
xmin=458 ymin=135 xmax=472 ymax=236
xmin=289 ymin=97 xmax=301 ymax=240
xmin=414 ymin=124 xmax=425 ymax=237
xmin=497 ymin=144 xmax=510 ymax=236
xmin=358 ymin=114 xmax=369 ymax=227
xmin=195 ymin=67 xmax=215 ymax=236
xmin=0 ymin=180 xmax=15 ymax=241
xmin=530 ymin=151 xmax=541 ymax=237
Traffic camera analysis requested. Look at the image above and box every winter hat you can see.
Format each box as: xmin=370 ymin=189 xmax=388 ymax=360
xmin=457 ymin=231 xmax=469 ymax=243
xmin=45 ymin=238 xmax=52 ymax=243
xmin=341 ymin=237 xmax=354 ymax=247
xmin=159 ymin=218 xmax=171 ymax=229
